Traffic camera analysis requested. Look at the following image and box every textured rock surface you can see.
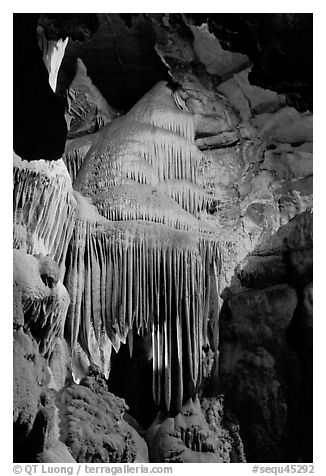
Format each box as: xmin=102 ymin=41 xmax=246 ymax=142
xmin=65 ymin=58 xmax=118 ymax=138
xmin=13 ymin=13 xmax=312 ymax=463
xmin=146 ymin=397 xmax=245 ymax=462
xmin=186 ymin=14 xmax=312 ymax=112
xmin=137 ymin=14 xmax=313 ymax=301
xmin=57 ymin=374 xmax=146 ymax=462
xmin=218 ymin=211 xmax=313 ymax=462
xmin=13 ymin=250 xmax=70 ymax=357
xmin=13 ymin=254 xmax=73 ymax=462
xmin=13 ymin=328 xmax=48 ymax=453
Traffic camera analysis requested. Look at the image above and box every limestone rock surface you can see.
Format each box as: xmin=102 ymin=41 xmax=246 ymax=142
xmin=13 ymin=13 xmax=312 ymax=464
xmin=57 ymin=374 xmax=147 ymax=463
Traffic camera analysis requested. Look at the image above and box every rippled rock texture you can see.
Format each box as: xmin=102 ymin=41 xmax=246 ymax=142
xmin=57 ymin=373 xmax=148 ymax=463
xmin=13 ymin=13 xmax=312 ymax=463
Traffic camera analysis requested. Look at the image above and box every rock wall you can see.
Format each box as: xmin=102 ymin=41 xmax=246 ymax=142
xmin=13 ymin=13 xmax=312 ymax=463
xmin=218 ymin=211 xmax=313 ymax=461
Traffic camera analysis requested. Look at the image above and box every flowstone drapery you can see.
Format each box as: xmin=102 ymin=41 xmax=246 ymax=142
xmin=13 ymin=155 xmax=78 ymax=275
xmin=13 ymin=13 xmax=313 ymax=463
xmin=65 ymin=81 xmax=222 ymax=413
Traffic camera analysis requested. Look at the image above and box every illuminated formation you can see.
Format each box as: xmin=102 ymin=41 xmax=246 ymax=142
xmin=13 ymin=155 xmax=78 ymax=274
xmin=65 ymin=81 xmax=221 ymax=413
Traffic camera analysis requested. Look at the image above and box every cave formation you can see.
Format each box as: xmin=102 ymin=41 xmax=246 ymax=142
xmin=13 ymin=13 xmax=313 ymax=463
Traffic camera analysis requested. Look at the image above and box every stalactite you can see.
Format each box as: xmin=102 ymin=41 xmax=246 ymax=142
xmin=92 ymin=183 xmax=211 ymax=233
xmin=63 ymin=133 xmax=99 ymax=183
xmin=127 ymin=81 xmax=195 ymax=141
xmin=65 ymin=195 xmax=221 ymax=406
xmin=13 ymin=154 xmax=78 ymax=275
xmin=37 ymin=27 xmax=69 ymax=93
xmin=156 ymin=180 xmax=214 ymax=216
xmin=75 ymin=119 xmax=202 ymax=192
xmin=64 ymin=82 xmax=222 ymax=411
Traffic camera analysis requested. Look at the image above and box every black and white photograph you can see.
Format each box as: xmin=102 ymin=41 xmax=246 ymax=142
xmin=11 ymin=6 xmax=315 ymax=471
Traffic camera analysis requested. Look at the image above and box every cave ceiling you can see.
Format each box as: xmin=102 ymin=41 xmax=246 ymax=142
xmin=57 ymin=13 xmax=312 ymax=113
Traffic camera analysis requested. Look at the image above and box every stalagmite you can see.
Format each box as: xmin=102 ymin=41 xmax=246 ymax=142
xmin=65 ymin=81 xmax=222 ymax=411
xmin=13 ymin=249 xmax=70 ymax=357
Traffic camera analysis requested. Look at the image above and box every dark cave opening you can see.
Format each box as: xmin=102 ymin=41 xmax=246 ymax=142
xmin=13 ymin=13 xmax=171 ymax=163
xmin=57 ymin=13 xmax=171 ymax=113
xmin=107 ymin=332 xmax=159 ymax=430
xmin=285 ymin=287 xmax=313 ymax=462
xmin=13 ymin=404 xmax=49 ymax=463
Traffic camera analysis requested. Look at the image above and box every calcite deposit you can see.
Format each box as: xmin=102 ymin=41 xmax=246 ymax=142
xmin=13 ymin=13 xmax=313 ymax=463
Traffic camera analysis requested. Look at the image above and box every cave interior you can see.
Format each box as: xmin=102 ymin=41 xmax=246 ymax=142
xmin=13 ymin=13 xmax=313 ymax=464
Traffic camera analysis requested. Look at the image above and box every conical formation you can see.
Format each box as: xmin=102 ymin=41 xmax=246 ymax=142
xmin=66 ymin=81 xmax=221 ymax=413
